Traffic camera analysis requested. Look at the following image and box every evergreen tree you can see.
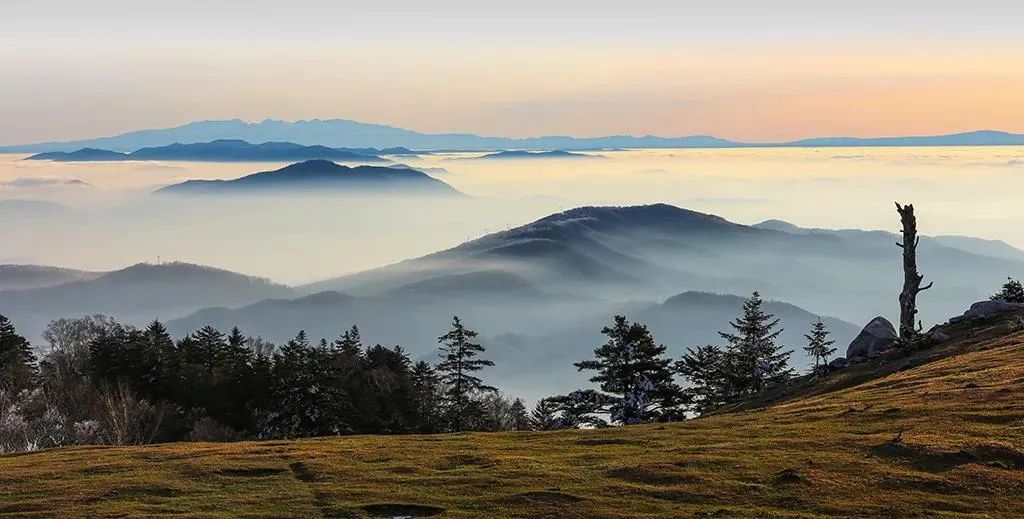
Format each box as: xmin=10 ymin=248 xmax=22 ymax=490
xmin=718 ymin=292 xmax=793 ymax=394
xmin=992 ymin=277 xmax=1024 ymax=304
xmin=436 ymin=316 xmax=494 ymax=431
xmin=675 ymin=344 xmax=728 ymax=415
xmin=0 ymin=314 xmax=36 ymax=392
xmin=410 ymin=361 xmax=442 ymax=433
xmin=142 ymin=320 xmax=179 ymax=398
xmin=182 ymin=325 xmax=227 ymax=373
xmin=803 ymin=319 xmax=837 ymax=368
xmin=529 ymin=398 xmax=560 ymax=431
xmin=574 ymin=315 xmax=684 ymax=425
xmin=509 ymin=398 xmax=530 ymax=431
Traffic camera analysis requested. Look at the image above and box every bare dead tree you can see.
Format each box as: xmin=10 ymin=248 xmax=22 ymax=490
xmin=895 ymin=203 xmax=932 ymax=339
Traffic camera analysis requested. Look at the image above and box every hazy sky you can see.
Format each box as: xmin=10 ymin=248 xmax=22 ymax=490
xmin=3 ymin=1 xmax=1023 ymax=144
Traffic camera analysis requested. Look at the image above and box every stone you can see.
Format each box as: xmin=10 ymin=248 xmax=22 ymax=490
xmin=846 ymin=316 xmax=898 ymax=359
xmin=828 ymin=357 xmax=848 ymax=370
xmin=927 ymin=331 xmax=952 ymax=344
xmin=962 ymin=300 xmax=1024 ymax=319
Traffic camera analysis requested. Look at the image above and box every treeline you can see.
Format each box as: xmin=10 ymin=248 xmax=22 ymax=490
xmin=0 ymin=315 xmax=531 ymax=452
xmin=0 ymin=291 xmax=836 ymax=452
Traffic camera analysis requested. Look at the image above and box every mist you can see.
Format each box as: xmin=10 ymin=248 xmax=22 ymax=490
xmin=3 ymin=146 xmax=1024 ymax=284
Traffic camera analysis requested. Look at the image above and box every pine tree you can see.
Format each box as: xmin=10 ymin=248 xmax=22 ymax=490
xmin=0 ymin=314 xmax=36 ymax=392
xmin=410 ymin=361 xmax=442 ymax=433
xmin=719 ymin=292 xmax=793 ymax=394
xmin=185 ymin=325 xmax=227 ymax=373
xmin=675 ymin=344 xmax=728 ymax=415
xmin=436 ymin=316 xmax=494 ymax=431
xmin=142 ymin=320 xmax=179 ymax=398
xmin=509 ymin=398 xmax=530 ymax=431
xmin=992 ymin=277 xmax=1024 ymax=304
xmin=529 ymin=398 xmax=560 ymax=431
xmin=803 ymin=319 xmax=837 ymax=368
xmin=574 ymin=315 xmax=684 ymax=425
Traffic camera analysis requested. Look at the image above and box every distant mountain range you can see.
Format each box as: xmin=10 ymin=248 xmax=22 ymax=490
xmin=155 ymin=159 xmax=459 ymax=195
xmin=5 ymin=203 xmax=1023 ymax=397
xmin=5 ymin=118 xmax=1022 ymax=153
xmin=464 ymin=150 xmax=604 ymax=160
xmin=26 ymin=139 xmax=392 ymax=163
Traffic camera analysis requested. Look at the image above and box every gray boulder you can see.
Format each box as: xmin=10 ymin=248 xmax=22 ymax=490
xmin=846 ymin=316 xmax=898 ymax=358
xmin=828 ymin=357 xmax=848 ymax=370
xmin=962 ymin=300 xmax=1024 ymax=319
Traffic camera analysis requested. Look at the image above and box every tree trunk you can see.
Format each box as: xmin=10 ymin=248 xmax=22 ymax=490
xmin=895 ymin=202 xmax=932 ymax=339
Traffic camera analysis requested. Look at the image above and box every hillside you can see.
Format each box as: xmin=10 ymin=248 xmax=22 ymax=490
xmin=308 ymin=204 xmax=1024 ymax=325
xmin=155 ymin=160 xmax=458 ymax=195
xmin=0 ymin=264 xmax=101 ymax=291
xmin=26 ymin=140 xmax=389 ymax=163
xmin=464 ymin=150 xmax=604 ymax=160
xmin=0 ymin=262 xmax=293 ymax=340
xmin=2 ymin=308 xmax=1022 ymax=517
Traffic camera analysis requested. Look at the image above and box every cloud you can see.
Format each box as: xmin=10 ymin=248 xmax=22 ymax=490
xmin=0 ymin=178 xmax=90 ymax=187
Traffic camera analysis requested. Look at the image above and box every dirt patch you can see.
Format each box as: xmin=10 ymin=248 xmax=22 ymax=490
xmin=436 ymin=454 xmax=498 ymax=470
xmin=871 ymin=441 xmax=1024 ymax=472
xmin=574 ymin=438 xmax=639 ymax=446
xmin=388 ymin=465 xmax=419 ymax=474
xmin=503 ymin=490 xmax=583 ymax=506
xmin=362 ymin=503 xmax=445 ymax=517
xmin=870 ymin=442 xmax=976 ymax=472
xmin=974 ymin=444 xmax=1024 ymax=470
xmin=607 ymin=464 xmax=701 ymax=486
xmin=0 ymin=502 xmax=47 ymax=514
xmin=216 ymin=467 xmax=287 ymax=478
xmin=93 ymin=485 xmax=178 ymax=501
xmin=878 ymin=475 xmax=960 ymax=494
xmin=289 ymin=461 xmax=318 ymax=482
xmin=79 ymin=465 xmax=127 ymax=475
xmin=773 ymin=468 xmax=810 ymax=485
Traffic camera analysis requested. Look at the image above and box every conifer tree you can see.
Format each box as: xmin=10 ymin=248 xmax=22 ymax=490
xmin=574 ymin=315 xmax=684 ymax=425
xmin=0 ymin=314 xmax=36 ymax=392
xmin=143 ymin=320 xmax=178 ymax=398
xmin=675 ymin=344 xmax=728 ymax=414
xmin=509 ymin=398 xmax=530 ymax=431
xmin=992 ymin=277 xmax=1024 ymax=304
xmin=719 ymin=292 xmax=793 ymax=394
xmin=803 ymin=319 xmax=837 ymax=368
xmin=529 ymin=397 xmax=560 ymax=431
xmin=410 ymin=361 xmax=442 ymax=433
xmin=436 ymin=316 xmax=494 ymax=431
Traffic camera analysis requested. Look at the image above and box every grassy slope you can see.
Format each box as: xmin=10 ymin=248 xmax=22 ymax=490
xmin=2 ymin=316 xmax=1024 ymax=518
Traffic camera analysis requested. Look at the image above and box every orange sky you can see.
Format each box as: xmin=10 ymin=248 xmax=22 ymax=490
xmin=2 ymin=2 xmax=1023 ymax=143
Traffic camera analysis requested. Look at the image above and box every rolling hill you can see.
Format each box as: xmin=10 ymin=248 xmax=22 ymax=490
xmin=463 ymin=150 xmax=604 ymax=160
xmin=308 ymin=204 xmax=1024 ymax=325
xmin=0 ymin=262 xmax=293 ymax=341
xmin=26 ymin=139 xmax=389 ymax=163
xmin=3 ymin=304 xmax=1022 ymax=517
xmin=154 ymin=160 xmax=459 ymax=195
xmin=0 ymin=265 xmax=102 ymax=291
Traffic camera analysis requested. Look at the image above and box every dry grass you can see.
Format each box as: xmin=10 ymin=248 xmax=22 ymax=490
xmin=2 ymin=316 xmax=1024 ymax=518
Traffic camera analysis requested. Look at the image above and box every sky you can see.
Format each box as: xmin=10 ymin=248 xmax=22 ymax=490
xmin=2 ymin=0 xmax=1024 ymax=144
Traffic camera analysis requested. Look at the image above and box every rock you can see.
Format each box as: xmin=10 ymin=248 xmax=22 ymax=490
xmin=927 ymin=331 xmax=951 ymax=344
xmin=962 ymin=300 xmax=1024 ymax=319
xmin=846 ymin=317 xmax=898 ymax=358
xmin=849 ymin=356 xmax=867 ymax=365
xmin=828 ymin=357 xmax=848 ymax=370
